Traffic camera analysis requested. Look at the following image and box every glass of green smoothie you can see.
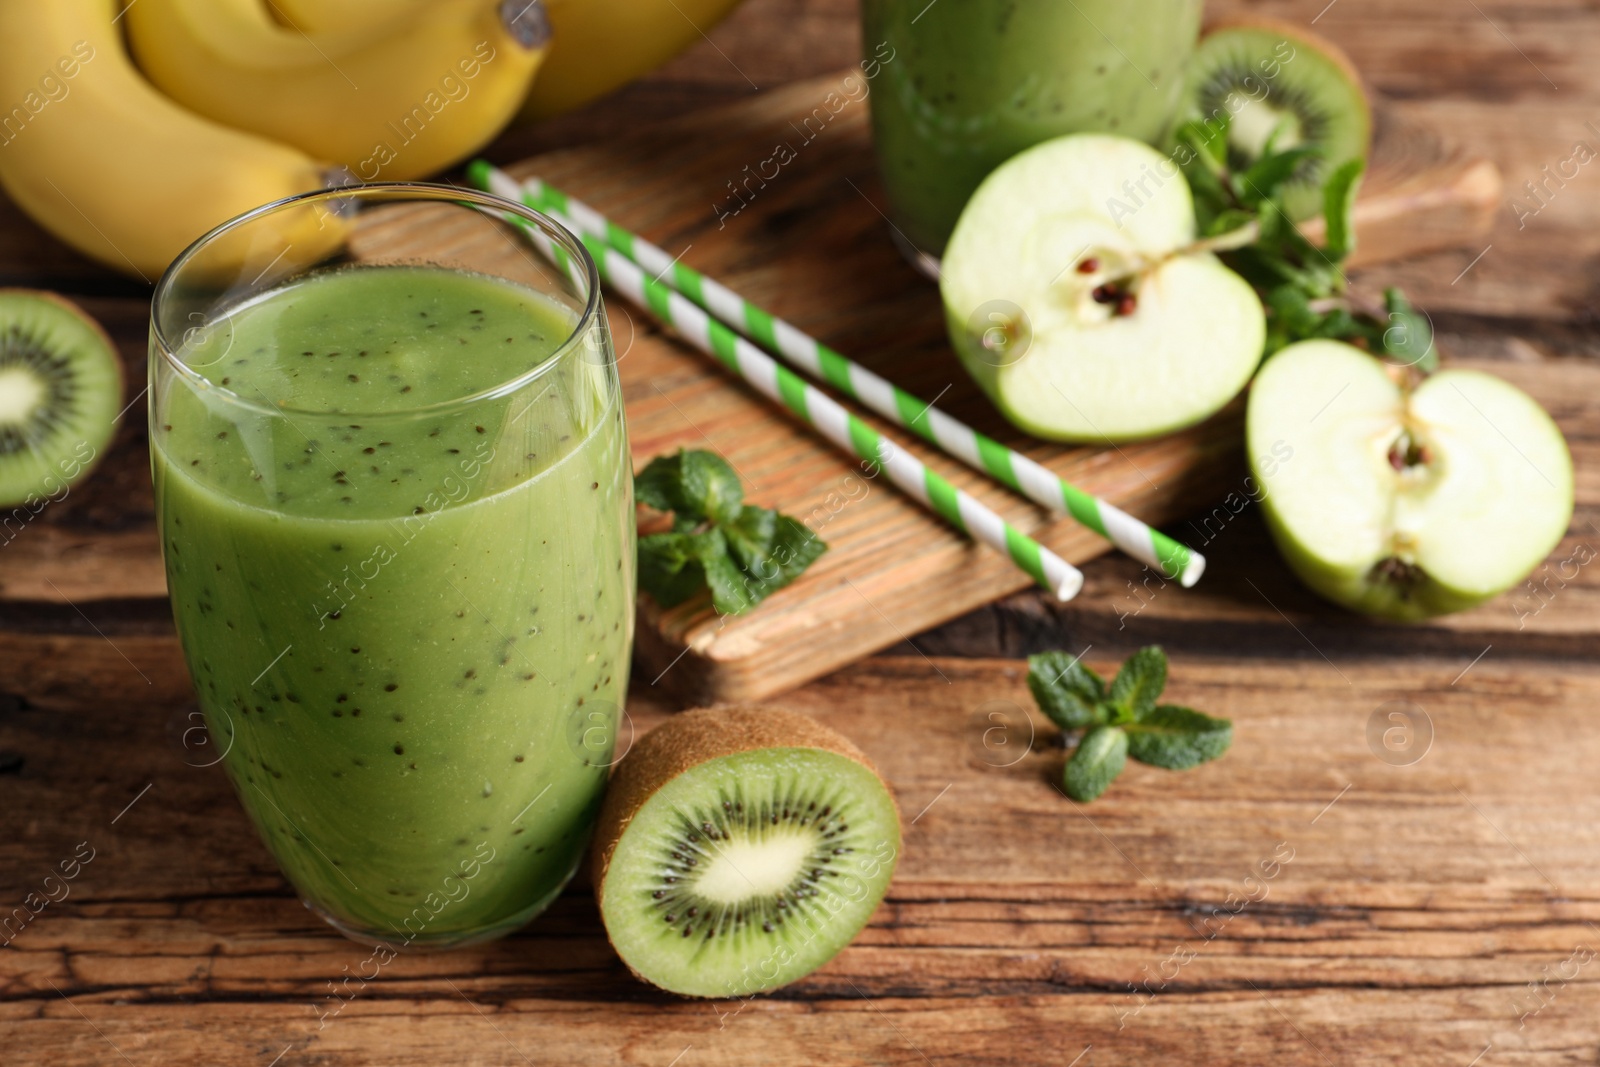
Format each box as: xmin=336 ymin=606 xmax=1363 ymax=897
xmin=150 ymin=184 xmax=634 ymax=949
xmin=861 ymin=0 xmax=1203 ymax=268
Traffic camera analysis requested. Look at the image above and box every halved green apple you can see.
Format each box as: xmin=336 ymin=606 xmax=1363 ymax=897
xmin=941 ymin=134 xmax=1265 ymax=443
xmin=1248 ymin=340 xmax=1573 ymax=620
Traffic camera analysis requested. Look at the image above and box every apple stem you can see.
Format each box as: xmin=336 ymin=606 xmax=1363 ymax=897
xmin=1177 ymin=220 xmax=1262 ymax=257
xmin=1112 ymin=220 xmax=1263 ymax=283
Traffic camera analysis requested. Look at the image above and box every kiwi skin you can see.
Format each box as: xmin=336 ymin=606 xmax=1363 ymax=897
xmin=0 ymin=289 xmax=122 ymax=509
xmin=591 ymin=704 xmax=901 ymax=996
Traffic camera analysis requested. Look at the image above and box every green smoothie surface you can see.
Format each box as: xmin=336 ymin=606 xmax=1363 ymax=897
xmin=160 ymin=265 xmax=600 ymax=520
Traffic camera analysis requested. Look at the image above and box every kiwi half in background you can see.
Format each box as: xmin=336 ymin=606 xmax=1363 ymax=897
xmin=593 ymin=705 xmax=901 ymax=998
xmin=0 ymin=290 xmax=121 ymax=508
xmin=1183 ymin=17 xmax=1371 ymax=221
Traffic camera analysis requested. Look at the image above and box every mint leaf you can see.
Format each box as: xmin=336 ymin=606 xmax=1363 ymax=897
xmin=1321 ymin=158 xmax=1365 ymax=262
xmin=1380 ymin=287 xmax=1437 ymax=373
xmin=1177 ymin=115 xmax=1229 ymax=172
xmin=1108 ymin=646 xmax=1167 ymax=722
xmin=1238 ymin=146 xmax=1321 ymax=206
xmin=1125 ymin=705 xmax=1233 ymax=770
xmin=738 ymin=514 xmax=827 ymax=605
xmin=634 ymin=450 xmax=826 ymax=615
xmin=721 ymin=504 xmax=778 ymax=572
xmin=633 ymin=449 xmax=743 ymax=525
xmin=764 ymin=514 xmax=827 ymax=586
xmin=1027 ymin=651 xmax=1107 ymax=730
xmin=1063 ymin=726 xmax=1127 ymax=802
xmin=679 ymin=450 xmax=744 ymax=525
xmin=1204 ymin=207 xmax=1258 ymax=239
xmin=634 ymin=453 xmax=686 ymax=515
xmin=637 ymin=531 xmax=715 ymax=608
xmin=700 ymin=532 xmax=754 ymax=615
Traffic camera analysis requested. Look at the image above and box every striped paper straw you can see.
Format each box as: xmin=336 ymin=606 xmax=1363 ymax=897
xmin=477 ymin=166 xmax=1204 ymax=588
xmin=472 ymin=164 xmax=1083 ymax=602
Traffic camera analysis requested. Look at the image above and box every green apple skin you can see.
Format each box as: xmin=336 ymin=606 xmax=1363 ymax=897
xmin=1253 ymin=497 xmax=1490 ymax=621
xmin=1248 ymin=341 xmax=1574 ymax=621
xmin=941 ymin=134 xmax=1264 ymax=444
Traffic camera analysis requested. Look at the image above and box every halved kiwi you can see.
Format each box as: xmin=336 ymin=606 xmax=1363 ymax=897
xmin=0 ymin=290 xmax=121 ymax=508
xmin=593 ymin=705 xmax=901 ymax=998
xmin=1183 ymin=17 xmax=1372 ymax=221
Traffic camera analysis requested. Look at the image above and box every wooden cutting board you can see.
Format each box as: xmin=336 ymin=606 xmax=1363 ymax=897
xmin=498 ymin=71 xmax=1500 ymax=703
xmin=0 ymin=71 xmax=1498 ymax=709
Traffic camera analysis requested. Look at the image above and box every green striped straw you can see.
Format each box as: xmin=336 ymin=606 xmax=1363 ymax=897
xmin=483 ymin=167 xmax=1204 ymax=588
xmin=470 ymin=163 xmax=1083 ymax=602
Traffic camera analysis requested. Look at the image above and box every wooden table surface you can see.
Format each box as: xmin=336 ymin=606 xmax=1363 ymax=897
xmin=4 ymin=1 xmax=1599 ymax=1064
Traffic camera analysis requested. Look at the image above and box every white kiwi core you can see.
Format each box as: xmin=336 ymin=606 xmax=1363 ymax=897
xmin=694 ymin=826 xmax=820 ymax=904
xmin=0 ymin=368 xmax=45 ymax=425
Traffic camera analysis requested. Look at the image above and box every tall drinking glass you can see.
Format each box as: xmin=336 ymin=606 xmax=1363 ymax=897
xmin=862 ymin=0 xmax=1203 ymax=266
xmin=150 ymin=185 xmax=634 ymax=948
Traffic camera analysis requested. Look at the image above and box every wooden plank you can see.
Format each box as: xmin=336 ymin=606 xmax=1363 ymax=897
xmin=3 ymin=655 xmax=1598 ymax=1064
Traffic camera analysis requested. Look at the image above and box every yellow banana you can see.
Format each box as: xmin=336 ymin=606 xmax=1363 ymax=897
xmin=0 ymin=0 xmax=335 ymax=280
xmin=124 ymin=0 xmax=551 ymax=182
xmin=266 ymin=0 xmax=747 ymax=121
xmin=266 ymin=0 xmax=423 ymax=34
xmin=521 ymin=0 xmax=747 ymax=120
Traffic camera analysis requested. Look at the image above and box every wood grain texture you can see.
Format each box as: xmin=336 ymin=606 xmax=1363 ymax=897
xmin=3 ymin=656 xmax=1599 ymax=1065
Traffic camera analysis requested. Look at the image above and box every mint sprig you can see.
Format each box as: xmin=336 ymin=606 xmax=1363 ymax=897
xmin=1027 ymin=646 xmax=1232 ymax=802
xmin=635 ymin=449 xmax=826 ymax=616
xmin=1174 ymin=115 xmax=1436 ymax=371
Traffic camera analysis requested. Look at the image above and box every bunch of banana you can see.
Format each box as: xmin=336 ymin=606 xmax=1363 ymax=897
xmin=0 ymin=0 xmax=741 ymax=280
xmin=0 ymin=0 xmax=333 ymax=279
xmin=124 ymin=0 xmax=551 ymax=181
xmin=267 ymin=0 xmax=748 ymax=121
xmin=0 ymin=0 xmax=548 ymax=279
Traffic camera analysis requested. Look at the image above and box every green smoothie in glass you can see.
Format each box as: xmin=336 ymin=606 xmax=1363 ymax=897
xmin=153 ymin=246 xmax=632 ymax=946
xmin=862 ymin=0 xmax=1202 ymax=259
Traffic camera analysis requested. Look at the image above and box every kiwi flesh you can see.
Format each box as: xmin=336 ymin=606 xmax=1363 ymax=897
xmin=593 ymin=705 xmax=901 ymax=998
xmin=1182 ymin=17 xmax=1371 ymax=221
xmin=0 ymin=290 xmax=121 ymax=509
